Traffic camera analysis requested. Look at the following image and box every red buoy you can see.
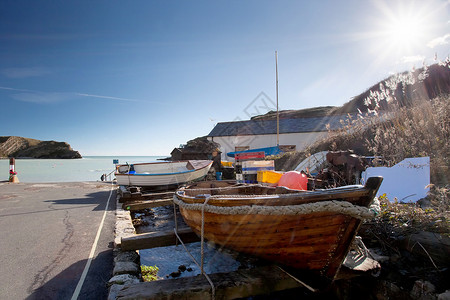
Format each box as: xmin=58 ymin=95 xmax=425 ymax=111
xmin=278 ymin=171 xmax=307 ymax=190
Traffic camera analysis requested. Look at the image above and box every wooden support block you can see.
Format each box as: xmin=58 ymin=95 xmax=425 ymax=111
xmin=118 ymin=186 xmax=131 ymax=202
xmin=140 ymin=191 xmax=175 ymax=200
xmin=120 ymin=188 xmax=175 ymax=203
xmin=122 ymin=198 xmax=173 ymax=211
xmin=121 ymin=227 xmax=200 ymax=251
xmin=116 ymin=265 xmax=307 ymax=300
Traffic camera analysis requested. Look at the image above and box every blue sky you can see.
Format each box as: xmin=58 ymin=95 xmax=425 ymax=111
xmin=1 ymin=0 xmax=449 ymax=156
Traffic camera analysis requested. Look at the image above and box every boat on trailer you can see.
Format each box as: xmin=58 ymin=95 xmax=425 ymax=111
xmin=174 ymin=177 xmax=383 ymax=282
xmin=115 ymin=160 xmax=212 ymax=187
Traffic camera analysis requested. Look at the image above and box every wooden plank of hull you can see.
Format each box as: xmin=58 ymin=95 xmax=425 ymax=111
xmin=179 ymin=208 xmax=360 ymax=279
xmin=185 ymin=209 xmax=350 ymax=230
xmin=325 ymin=217 xmax=360 ymax=279
xmin=182 ymin=211 xmax=351 ymax=240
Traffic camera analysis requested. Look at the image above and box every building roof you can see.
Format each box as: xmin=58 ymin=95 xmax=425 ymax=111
xmin=207 ymin=115 xmax=352 ymax=137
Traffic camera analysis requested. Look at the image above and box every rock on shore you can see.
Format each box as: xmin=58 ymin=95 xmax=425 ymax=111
xmin=0 ymin=136 xmax=82 ymax=159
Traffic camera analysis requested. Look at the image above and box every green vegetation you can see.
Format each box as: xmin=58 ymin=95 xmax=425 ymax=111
xmin=141 ymin=265 xmax=159 ymax=282
xmin=376 ymin=192 xmax=449 ymax=237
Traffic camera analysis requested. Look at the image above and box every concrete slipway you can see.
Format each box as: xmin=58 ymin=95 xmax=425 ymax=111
xmin=0 ymin=181 xmax=115 ymax=300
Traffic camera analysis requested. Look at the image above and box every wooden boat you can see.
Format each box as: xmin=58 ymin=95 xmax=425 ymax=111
xmin=115 ymin=160 xmax=212 ymax=187
xmin=174 ymin=177 xmax=383 ymax=282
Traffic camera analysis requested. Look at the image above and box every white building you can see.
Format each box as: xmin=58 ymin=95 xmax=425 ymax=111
xmin=207 ymin=115 xmax=351 ymax=160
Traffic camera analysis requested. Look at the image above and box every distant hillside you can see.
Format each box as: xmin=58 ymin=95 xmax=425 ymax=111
xmin=337 ymin=63 xmax=450 ymax=114
xmin=252 ymin=62 xmax=450 ymax=120
xmin=0 ymin=136 xmax=82 ymax=159
xmin=251 ymin=106 xmax=339 ymax=120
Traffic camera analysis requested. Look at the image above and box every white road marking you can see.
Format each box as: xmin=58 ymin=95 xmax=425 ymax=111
xmin=71 ymin=183 xmax=115 ymax=300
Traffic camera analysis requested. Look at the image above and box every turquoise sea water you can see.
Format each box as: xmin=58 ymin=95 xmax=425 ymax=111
xmin=0 ymin=156 xmax=166 ymax=183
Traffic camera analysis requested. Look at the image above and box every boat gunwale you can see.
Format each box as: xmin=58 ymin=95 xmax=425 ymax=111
xmin=175 ymin=177 xmax=383 ymax=207
xmin=175 ymin=185 xmax=372 ymax=206
xmin=116 ymin=159 xmax=211 ymax=168
xmin=115 ymin=161 xmax=212 ymax=177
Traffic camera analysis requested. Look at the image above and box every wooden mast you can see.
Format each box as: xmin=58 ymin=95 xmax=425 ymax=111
xmin=275 ymin=51 xmax=279 ymax=146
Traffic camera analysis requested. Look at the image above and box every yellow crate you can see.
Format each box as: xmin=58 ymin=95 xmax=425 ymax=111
xmin=221 ymin=161 xmax=233 ymax=167
xmin=257 ymin=170 xmax=283 ymax=184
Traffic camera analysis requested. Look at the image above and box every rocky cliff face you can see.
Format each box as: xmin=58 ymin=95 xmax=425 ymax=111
xmin=0 ymin=136 xmax=82 ymax=159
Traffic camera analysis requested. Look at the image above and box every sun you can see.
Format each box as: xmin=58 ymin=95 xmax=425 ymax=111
xmin=370 ymin=1 xmax=433 ymax=61
xmin=381 ymin=13 xmax=426 ymax=54
xmin=387 ymin=16 xmax=422 ymax=47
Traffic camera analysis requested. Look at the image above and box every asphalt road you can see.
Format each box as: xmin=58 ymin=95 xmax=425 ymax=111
xmin=0 ymin=181 xmax=116 ymax=300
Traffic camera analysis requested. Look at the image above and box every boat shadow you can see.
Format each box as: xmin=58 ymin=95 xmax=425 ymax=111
xmin=44 ymin=190 xmax=116 ymax=212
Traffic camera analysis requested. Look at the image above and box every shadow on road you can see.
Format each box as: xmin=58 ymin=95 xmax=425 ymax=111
xmin=44 ymin=190 xmax=116 ymax=211
xmin=26 ymin=249 xmax=113 ymax=300
xmin=0 ymin=190 xmax=116 ymax=219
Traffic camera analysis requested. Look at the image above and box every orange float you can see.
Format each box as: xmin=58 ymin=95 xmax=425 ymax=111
xmin=277 ymin=171 xmax=307 ymax=190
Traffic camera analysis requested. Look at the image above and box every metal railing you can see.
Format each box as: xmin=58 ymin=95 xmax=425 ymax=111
xmin=101 ymin=169 xmax=116 ymax=182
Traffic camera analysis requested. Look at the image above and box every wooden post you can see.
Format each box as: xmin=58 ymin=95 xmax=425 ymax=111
xmin=275 ymin=51 xmax=279 ymax=147
xmin=9 ymin=158 xmax=19 ymax=183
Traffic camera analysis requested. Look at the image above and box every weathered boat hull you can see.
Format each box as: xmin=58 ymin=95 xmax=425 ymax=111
xmin=115 ymin=160 xmax=212 ymax=187
xmin=174 ymin=177 xmax=383 ymax=281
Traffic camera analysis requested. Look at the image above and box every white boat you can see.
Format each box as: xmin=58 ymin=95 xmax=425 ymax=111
xmin=115 ymin=160 xmax=213 ymax=187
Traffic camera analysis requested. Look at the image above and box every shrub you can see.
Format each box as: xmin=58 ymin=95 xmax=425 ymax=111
xmin=141 ymin=265 xmax=159 ymax=282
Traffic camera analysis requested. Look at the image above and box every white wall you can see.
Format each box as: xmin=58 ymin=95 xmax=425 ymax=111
xmin=362 ymin=157 xmax=430 ymax=203
xmin=208 ymin=132 xmax=328 ymax=160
